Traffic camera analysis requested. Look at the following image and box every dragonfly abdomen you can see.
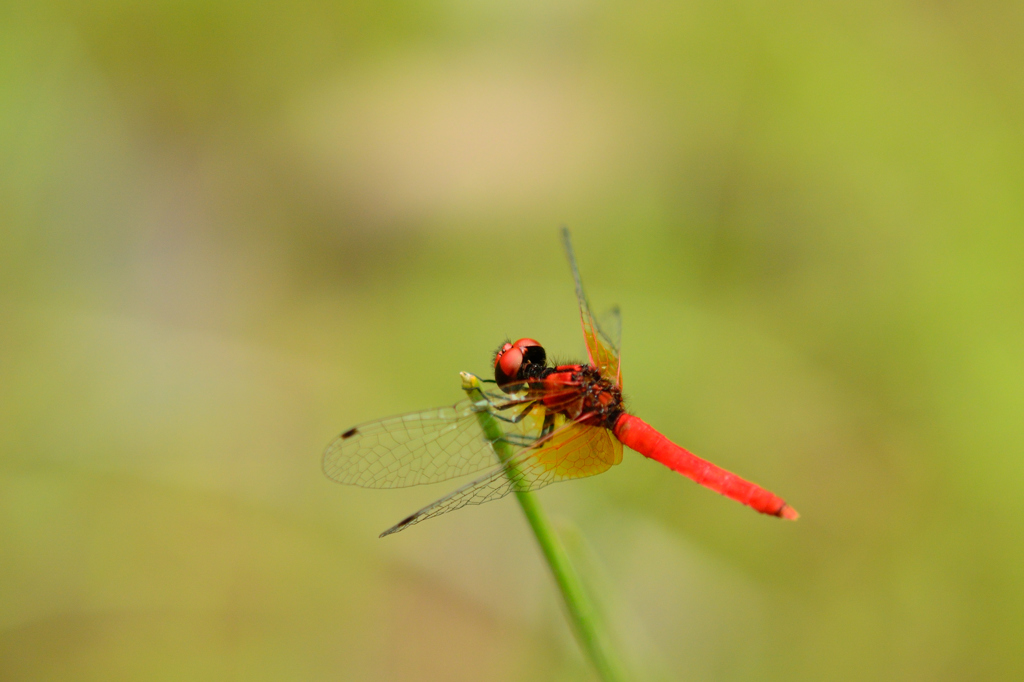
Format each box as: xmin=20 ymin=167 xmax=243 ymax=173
xmin=613 ymin=414 xmax=799 ymax=520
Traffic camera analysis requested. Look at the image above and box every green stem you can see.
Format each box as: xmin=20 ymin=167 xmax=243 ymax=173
xmin=462 ymin=373 xmax=627 ymax=682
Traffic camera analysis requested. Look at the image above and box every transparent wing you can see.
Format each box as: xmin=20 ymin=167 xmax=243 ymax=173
xmin=322 ymin=395 xmax=539 ymax=489
xmin=561 ymin=227 xmax=622 ymax=387
xmin=598 ymin=306 xmax=622 ymax=352
xmin=381 ymin=417 xmax=623 ymax=536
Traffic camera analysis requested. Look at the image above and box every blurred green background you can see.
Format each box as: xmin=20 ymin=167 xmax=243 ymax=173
xmin=3 ymin=1 xmax=1024 ymax=680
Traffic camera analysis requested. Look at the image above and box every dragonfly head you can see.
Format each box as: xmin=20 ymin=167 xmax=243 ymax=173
xmin=494 ymin=338 xmax=546 ymax=386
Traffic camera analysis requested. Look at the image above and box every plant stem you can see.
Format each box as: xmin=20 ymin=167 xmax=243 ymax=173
xmin=462 ymin=373 xmax=627 ymax=682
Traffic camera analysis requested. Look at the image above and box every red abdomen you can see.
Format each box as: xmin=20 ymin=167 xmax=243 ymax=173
xmin=613 ymin=414 xmax=798 ymax=519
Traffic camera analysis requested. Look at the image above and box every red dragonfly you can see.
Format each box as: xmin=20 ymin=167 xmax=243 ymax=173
xmin=324 ymin=229 xmax=798 ymax=536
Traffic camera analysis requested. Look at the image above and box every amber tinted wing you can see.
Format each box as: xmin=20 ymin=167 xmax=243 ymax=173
xmin=323 ymin=396 xmax=538 ymax=488
xmin=380 ymin=416 xmax=622 ymax=536
xmin=561 ymin=227 xmax=622 ymax=387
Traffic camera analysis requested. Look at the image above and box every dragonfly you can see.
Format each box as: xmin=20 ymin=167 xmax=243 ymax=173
xmin=324 ymin=228 xmax=798 ymax=536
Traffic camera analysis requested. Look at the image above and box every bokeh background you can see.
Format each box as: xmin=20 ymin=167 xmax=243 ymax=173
xmin=3 ymin=2 xmax=1024 ymax=680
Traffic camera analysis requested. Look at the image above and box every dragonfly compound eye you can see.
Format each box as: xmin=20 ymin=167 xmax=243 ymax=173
xmin=495 ymin=338 xmax=547 ymax=385
xmin=514 ymin=339 xmax=546 ymax=367
xmin=494 ymin=344 xmax=523 ymax=385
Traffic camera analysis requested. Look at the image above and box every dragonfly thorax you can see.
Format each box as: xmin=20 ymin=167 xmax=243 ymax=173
xmin=544 ymin=364 xmax=624 ymax=430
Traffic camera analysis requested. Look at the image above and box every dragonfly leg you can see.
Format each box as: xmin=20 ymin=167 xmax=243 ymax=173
xmin=489 ymin=400 xmax=539 ymax=424
xmin=541 ymin=413 xmax=557 ymax=437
